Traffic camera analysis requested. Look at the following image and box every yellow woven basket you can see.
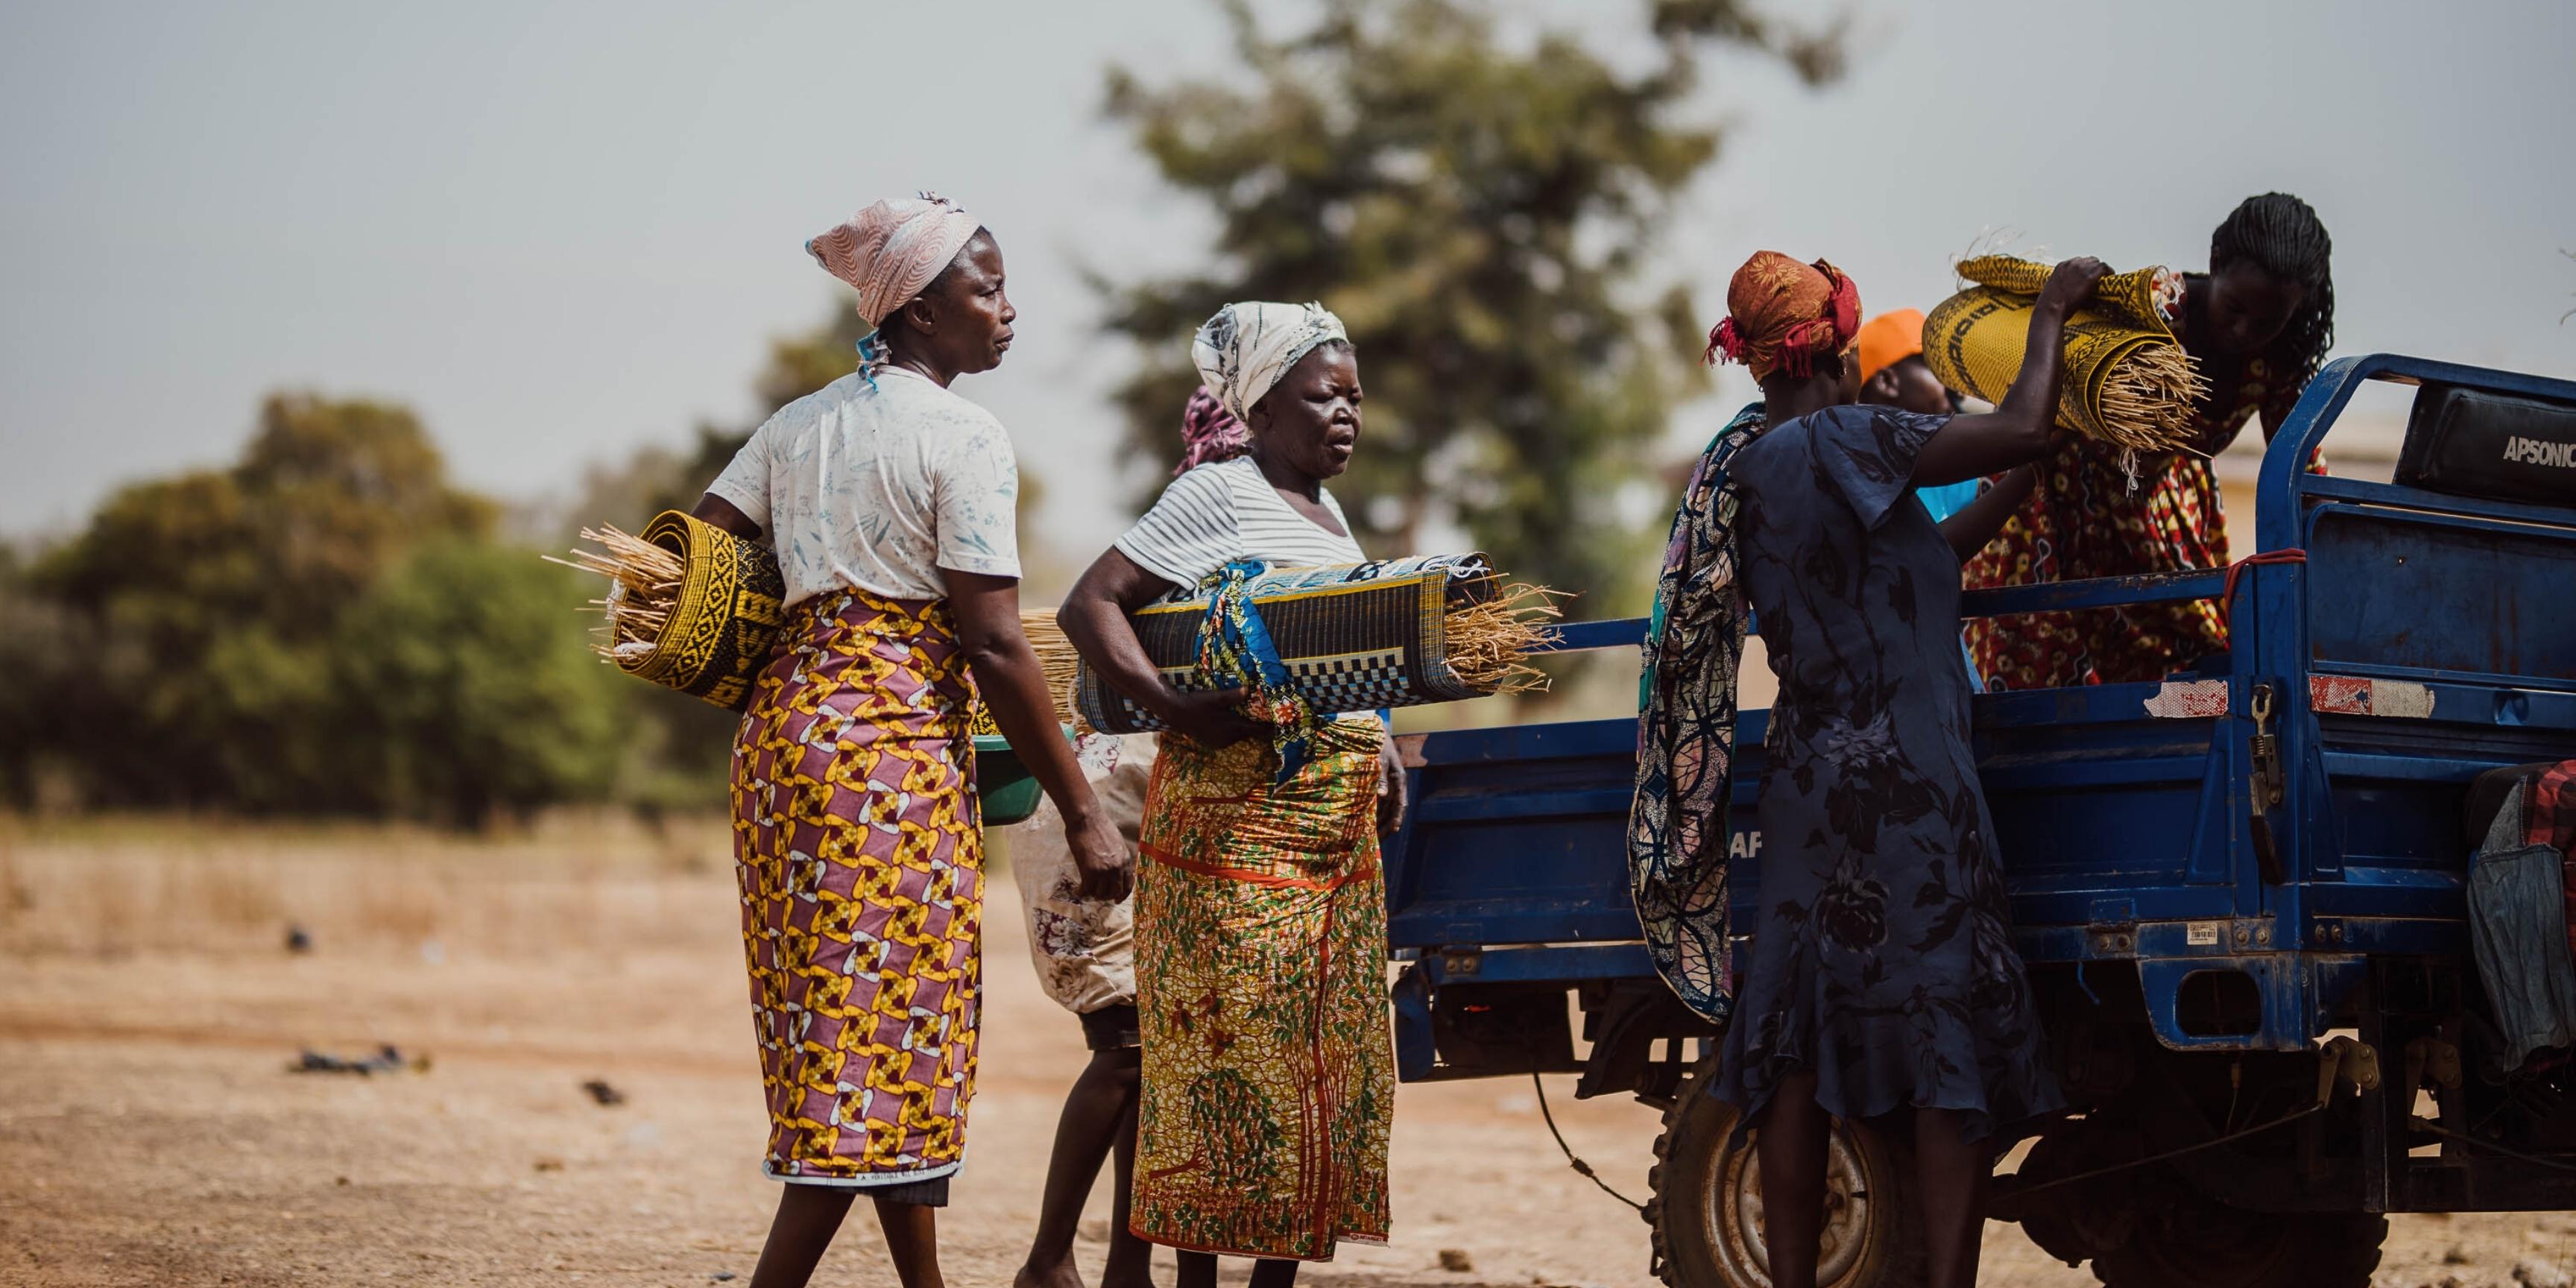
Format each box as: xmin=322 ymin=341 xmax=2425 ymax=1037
xmin=1922 ymin=256 xmax=2205 ymax=455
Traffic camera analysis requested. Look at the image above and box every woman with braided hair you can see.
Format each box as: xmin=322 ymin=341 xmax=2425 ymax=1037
xmin=1964 ymin=192 xmax=2337 ymax=689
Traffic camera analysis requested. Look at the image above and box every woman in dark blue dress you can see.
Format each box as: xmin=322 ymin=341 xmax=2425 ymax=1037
xmin=1631 ymin=250 xmax=2106 ymax=1288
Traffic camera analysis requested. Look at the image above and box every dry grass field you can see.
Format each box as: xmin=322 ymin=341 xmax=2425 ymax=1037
xmin=0 ymin=815 xmax=2560 ymax=1287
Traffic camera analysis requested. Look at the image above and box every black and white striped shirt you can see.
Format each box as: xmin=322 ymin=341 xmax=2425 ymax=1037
xmin=1114 ymin=457 xmax=1366 ymax=591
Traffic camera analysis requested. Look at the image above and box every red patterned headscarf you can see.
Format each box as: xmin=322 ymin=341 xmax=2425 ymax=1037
xmin=1706 ymin=252 xmax=1862 ymax=383
xmin=1175 ymin=386 xmax=1249 ymax=476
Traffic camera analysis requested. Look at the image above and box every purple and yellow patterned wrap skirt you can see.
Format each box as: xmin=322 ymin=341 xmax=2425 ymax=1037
xmin=729 ymin=587 xmax=982 ymax=1188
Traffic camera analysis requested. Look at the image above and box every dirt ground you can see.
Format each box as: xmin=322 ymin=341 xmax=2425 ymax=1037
xmin=0 ymin=817 xmax=2566 ymax=1288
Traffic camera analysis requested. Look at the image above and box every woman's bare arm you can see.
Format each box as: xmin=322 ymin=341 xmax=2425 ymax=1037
xmin=691 ymin=493 xmax=763 ymax=541
xmin=1912 ymin=257 xmax=2109 ymax=487
xmin=943 ymin=569 xmax=1131 ymax=900
xmin=1058 ymin=549 xmax=1262 ymax=749
xmin=1936 ymin=464 xmax=2041 ymax=562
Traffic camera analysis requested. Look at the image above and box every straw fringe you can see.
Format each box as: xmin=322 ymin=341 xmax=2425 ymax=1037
xmin=1023 ymin=620 xmax=1085 ymax=729
xmin=1444 ymin=580 xmax=1565 ymax=697
xmin=2092 ymin=344 xmax=2209 ymax=455
xmin=546 ymin=525 xmax=686 ymax=658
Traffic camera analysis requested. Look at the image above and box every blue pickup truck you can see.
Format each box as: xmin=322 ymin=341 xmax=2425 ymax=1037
xmin=1381 ymin=355 xmax=2576 ymax=1288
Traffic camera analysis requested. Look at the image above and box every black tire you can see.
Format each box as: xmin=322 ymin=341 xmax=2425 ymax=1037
xmin=1647 ymin=1053 xmax=1927 ymax=1288
xmin=2088 ymin=1180 xmax=2386 ymax=1288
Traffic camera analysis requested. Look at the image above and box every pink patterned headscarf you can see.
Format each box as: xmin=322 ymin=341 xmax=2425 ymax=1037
xmin=804 ymin=192 xmax=982 ymax=331
xmin=1174 ymin=386 xmax=1249 ymax=476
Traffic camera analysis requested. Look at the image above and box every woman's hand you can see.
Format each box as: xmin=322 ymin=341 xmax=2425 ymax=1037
xmin=2034 ymin=256 xmax=2110 ymax=318
xmin=1062 ymin=805 xmax=1134 ymax=902
xmin=1158 ymin=687 xmax=1266 ymax=749
xmin=1376 ymin=736 xmax=1409 ymax=837
xmin=1061 ymin=549 xmax=1274 ymax=751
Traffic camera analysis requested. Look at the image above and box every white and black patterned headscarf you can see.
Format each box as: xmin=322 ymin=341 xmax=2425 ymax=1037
xmin=1190 ymin=301 xmax=1350 ymax=423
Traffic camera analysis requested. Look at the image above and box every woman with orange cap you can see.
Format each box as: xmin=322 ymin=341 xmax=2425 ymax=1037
xmin=1629 ymin=250 xmax=2104 ymax=1288
xmin=1856 ymin=309 xmax=1993 ymax=537
xmin=1855 ymin=308 xmax=1952 ymax=417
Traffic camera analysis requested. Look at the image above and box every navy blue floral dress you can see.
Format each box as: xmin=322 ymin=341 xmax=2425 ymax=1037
xmin=1711 ymin=403 xmax=2062 ymax=1145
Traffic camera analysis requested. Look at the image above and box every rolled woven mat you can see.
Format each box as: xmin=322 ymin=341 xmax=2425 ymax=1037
xmin=1923 ymin=255 xmax=2206 ymax=458
xmin=558 ymin=510 xmax=1082 ymax=719
xmin=1073 ymin=552 xmax=1561 ymax=736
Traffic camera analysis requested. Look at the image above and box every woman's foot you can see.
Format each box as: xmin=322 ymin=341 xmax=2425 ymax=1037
xmin=1015 ymin=1238 xmax=1153 ymax=1288
xmin=1100 ymin=1241 xmax=1155 ymax=1288
xmin=1012 ymin=1254 xmax=1087 ymax=1288
xmin=1018 ymin=1047 xmax=1146 ymax=1288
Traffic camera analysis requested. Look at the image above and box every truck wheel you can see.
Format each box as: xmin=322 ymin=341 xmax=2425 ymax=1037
xmin=1647 ymin=1054 xmax=1926 ymax=1288
xmin=2088 ymin=1181 xmax=2385 ymax=1288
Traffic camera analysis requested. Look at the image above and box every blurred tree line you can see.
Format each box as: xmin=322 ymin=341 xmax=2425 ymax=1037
xmin=0 ymin=297 xmax=1016 ymax=824
xmin=1 ymin=0 xmax=1838 ymax=823
xmin=0 ymin=394 xmax=624 ymax=824
xmin=1101 ymin=0 xmax=1839 ymax=610
xmin=0 ymin=304 xmax=883 ymax=825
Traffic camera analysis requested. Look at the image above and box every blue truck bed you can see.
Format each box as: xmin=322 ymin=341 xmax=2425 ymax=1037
xmin=1380 ymin=356 xmax=2576 ymax=1258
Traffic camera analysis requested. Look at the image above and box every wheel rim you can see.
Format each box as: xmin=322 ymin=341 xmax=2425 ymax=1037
xmin=1705 ymin=1119 xmax=1878 ymax=1287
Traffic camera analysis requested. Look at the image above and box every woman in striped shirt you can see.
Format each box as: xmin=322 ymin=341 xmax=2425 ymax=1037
xmin=1059 ymin=302 xmax=1403 ymax=1285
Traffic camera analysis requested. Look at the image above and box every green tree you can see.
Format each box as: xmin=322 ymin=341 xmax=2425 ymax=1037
xmin=26 ymin=394 xmax=505 ymax=812
xmin=0 ymin=543 xmax=93 ymax=809
xmin=38 ymin=394 xmax=494 ymax=637
xmin=1097 ymin=0 xmax=1840 ymax=610
xmin=336 ymin=540 xmax=631 ymax=826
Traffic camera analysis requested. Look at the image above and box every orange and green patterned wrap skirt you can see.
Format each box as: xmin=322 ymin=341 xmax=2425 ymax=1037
xmin=1963 ymin=441 xmax=2231 ymax=689
xmin=1131 ymin=716 xmax=1394 ymax=1260
xmin=729 ymin=587 xmax=982 ymax=1188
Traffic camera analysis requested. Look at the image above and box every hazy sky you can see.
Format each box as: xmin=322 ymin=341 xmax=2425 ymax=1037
xmin=4 ymin=0 xmax=2572 ymax=558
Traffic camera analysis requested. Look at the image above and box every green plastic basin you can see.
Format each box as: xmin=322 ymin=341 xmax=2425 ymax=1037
xmin=973 ymin=733 xmax=1047 ymax=826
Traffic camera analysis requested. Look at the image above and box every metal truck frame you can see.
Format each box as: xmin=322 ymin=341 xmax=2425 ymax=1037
xmin=1381 ymin=354 xmax=2576 ymax=1288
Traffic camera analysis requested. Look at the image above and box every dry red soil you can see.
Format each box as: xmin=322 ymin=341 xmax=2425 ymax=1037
xmin=0 ymin=818 xmax=2560 ymax=1287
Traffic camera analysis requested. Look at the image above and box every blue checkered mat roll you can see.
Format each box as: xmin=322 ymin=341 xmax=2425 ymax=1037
xmin=1075 ymin=552 xmax=1513 ymax=735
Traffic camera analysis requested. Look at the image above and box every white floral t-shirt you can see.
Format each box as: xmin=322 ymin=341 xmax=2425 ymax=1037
xmin=707 ymin=367 xmax=1020 ymax=606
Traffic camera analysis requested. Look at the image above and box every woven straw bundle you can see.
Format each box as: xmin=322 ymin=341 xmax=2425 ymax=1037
xmin=1072 ymin=553 xmax=1562 ymax=736
xmin=556 ymin=510 xmax=1082 ymax=723
xmin=1923 ymin=255 xmax=2206 ymax=458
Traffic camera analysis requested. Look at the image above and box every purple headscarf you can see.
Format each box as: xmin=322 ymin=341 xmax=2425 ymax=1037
xmin=1174 ymin=386 xmax=1250 ymax=476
